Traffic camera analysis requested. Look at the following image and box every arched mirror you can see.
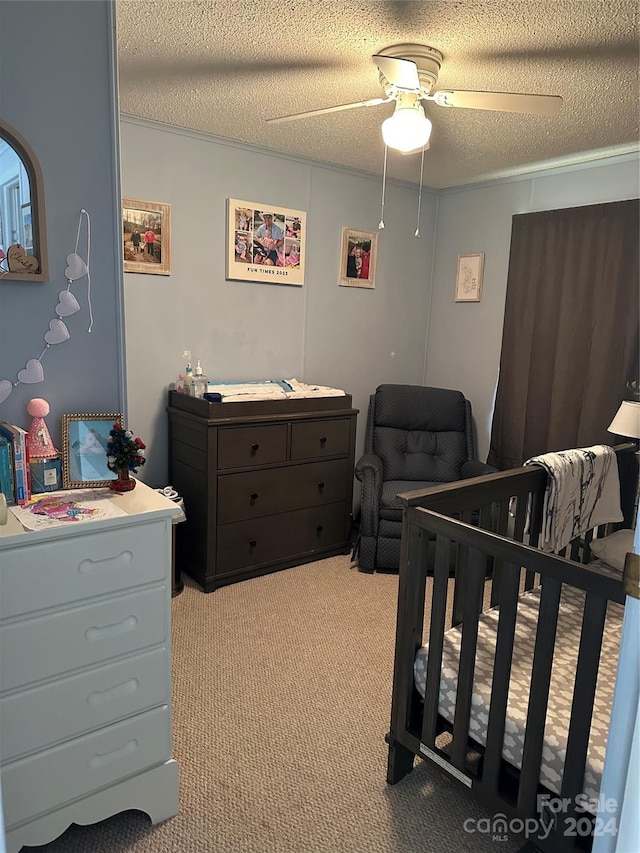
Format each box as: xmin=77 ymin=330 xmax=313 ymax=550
xmin=0 ymin=119 xmax=48 ymax=281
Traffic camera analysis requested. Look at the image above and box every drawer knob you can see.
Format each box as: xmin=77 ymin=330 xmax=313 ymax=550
xmin=249 ymin=538 xmax=257 ymax=548
xmin=250 ymin=492 xmax=259 ymax=503
xmin=319 ymin=436 xmax=327 ymax=447
xmin=318 ymin=481 xmax=325 ymax=490
xmin=316 ymin=524 xmax=323 ymax=534
xmin=250 ymin=443 xmax=260 ymax=454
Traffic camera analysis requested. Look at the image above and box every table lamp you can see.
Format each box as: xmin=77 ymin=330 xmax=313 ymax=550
xmin=608 ymin=400 xmax=640 ymax=528
xmin=607 ymin=400 xmax=640 ymax=441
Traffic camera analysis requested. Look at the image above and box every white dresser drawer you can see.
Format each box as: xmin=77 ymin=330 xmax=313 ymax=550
xmin=0 ymin=647 xmax=170 ymax=763
xmin=0 ymin=587 xmax=167 ymax=692
xmin=1 ymin=704 xmax=171 ymax=830
xmin=0 ymin=519 xmax=170 ymax=620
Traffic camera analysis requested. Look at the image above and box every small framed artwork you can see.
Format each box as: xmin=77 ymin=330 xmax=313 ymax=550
xmin=226 ymin=198 xmax=306 ymax=286
xmin=122 ymin=198 xmax=171 ymax=275
xmin=455 ymin=253 xmax=484 ymax=302
xmin=62 ymin=413 xmax=122 ymax=488
xmin=339 ymin=228 xmax=378 ymax=289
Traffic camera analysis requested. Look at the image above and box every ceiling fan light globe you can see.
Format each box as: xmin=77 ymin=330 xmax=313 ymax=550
xmin=381 ymin=106 xmax=432 ymax=153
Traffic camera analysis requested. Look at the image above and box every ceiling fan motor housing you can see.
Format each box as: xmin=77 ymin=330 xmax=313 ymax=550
xmin=377 ymin=43 xmax=443 ymax=96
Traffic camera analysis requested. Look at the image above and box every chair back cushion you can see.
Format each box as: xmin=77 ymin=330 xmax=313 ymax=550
xmin=373 ymin=385 xmax=469 ymax=482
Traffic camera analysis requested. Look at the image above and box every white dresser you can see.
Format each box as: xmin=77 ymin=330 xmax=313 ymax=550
xmin=0 ymin=482 xmax=179 ymax=852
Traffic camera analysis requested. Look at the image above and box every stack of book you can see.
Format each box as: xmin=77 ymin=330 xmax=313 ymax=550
xmin=0 ymin=422 xmax=31 ymax=506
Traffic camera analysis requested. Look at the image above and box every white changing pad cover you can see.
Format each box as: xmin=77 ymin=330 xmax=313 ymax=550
xmin=206 ymin=378 xmax=345 ymax=402
xmin=414 ymin=581 xmax=623 ymax=806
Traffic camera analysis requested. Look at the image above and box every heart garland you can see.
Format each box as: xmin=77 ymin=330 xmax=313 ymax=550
xmin=0 ymin=210 xmax=91 ymax=405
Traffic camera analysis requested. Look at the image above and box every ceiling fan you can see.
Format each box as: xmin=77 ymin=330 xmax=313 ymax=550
xmin=266 ymin=44 xmax=563 ymax=154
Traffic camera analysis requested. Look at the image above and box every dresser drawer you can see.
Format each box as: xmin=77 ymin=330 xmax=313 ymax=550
xmin=0 ymin=520 xmax=169 ymax=620
xmin=1 ymin=705 xmax=171 ymax=830
xmin=0 ymin=587 xmax=167 ymax=692
xmin=217 ymin=458 xmax=350 ymax=523
xmin=0 ymin=648 xmax=169 ymax=763
xmin=218 ymin=424 xmax=288 ymax=469
xmin=290 ymin=418 xmax=351 ymax=460
xmin=216 ymin=502 xmax=347 ymax=576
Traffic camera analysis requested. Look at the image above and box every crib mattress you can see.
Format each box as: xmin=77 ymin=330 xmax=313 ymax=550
xmin=414 ymin=578 xmax=623 ymax=805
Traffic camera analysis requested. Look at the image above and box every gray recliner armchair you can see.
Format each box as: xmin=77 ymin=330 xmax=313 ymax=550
xmin=354 ymin=384 xmax=496 ymax=572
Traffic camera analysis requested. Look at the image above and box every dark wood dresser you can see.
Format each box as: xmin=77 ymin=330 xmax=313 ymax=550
xmin=167 ymin=391 xmax=358 ymax=591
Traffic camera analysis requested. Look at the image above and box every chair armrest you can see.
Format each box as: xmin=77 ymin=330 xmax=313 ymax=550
xmin=461 ymin=459 xmax=498 ymax=479
xmin=355 ymin=453 xmax=384 ymax=537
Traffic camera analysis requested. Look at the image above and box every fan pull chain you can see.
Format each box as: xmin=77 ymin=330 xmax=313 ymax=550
xmin=415 ymin=146 xmax=426 ymax=238
xmin=378 ymin=145 xmax=388 ymax=230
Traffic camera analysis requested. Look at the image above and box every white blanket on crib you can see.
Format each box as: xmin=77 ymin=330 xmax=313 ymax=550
xmin=524 ymin=444 xmax=623 ymax=552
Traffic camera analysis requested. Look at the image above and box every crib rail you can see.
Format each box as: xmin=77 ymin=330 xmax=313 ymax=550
xmin=386 ymin=444 xmax=637 ymax=853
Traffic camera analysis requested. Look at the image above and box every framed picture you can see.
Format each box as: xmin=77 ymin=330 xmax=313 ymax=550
xmin=455 ymin=253 xmax=484 ymax=302
xmin=226 ymin=198 xmax=306 ymax=286
xmin=62 ymin=413 xmax=122 ymax=488
xmin=339 ymin=228 xmax=378 ymax=289
xmin=122 ymin=198 xmax=171 ymax=275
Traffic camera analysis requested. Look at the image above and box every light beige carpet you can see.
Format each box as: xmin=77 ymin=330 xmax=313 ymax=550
xmin=26 ymin=556 xmax=523 ymax=853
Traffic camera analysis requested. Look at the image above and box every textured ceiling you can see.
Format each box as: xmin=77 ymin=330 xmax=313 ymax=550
xmin=116 ymin=0 xmax=640 ymax=189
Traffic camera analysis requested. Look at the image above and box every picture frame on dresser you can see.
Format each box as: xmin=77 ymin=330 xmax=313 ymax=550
xmin=62 ymin=412 xmax=122 ymax=488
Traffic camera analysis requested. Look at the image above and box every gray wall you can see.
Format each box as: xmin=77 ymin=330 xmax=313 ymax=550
xmin=425 ymin=156 xmax=640 ymax=462
xmin=120 ymin=119 xmax=438 ymax=487
xmin=0 ymin=1 xmax=125 ymax=446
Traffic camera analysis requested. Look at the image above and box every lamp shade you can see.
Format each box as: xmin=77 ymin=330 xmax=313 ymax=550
xmin=382 ymin=99 xmax=432 ymax=154
xmin=607 ymin=400 xmax=640 ymax=439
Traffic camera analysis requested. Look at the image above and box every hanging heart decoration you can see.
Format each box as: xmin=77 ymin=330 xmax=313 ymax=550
xmin=0 ymin=210 xmax=91 ymax=406
xmin=64 ymin=252 xmax=88 ymax=281
xmin=17 ymin=359 xmax=45 ymax=384
xmin=55 ymin=290 xmax=80 ymax=317
xmin=44 ymin=319 xmax=70 ymax=345
xmin=0 ymin=380 xmax=13 ymax=404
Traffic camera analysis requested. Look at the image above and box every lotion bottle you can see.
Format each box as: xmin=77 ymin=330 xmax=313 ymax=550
xmin=192 ymin=360 xmax=208 ymax=398
xmin=184 ymin=364 xmax=194 ymax=396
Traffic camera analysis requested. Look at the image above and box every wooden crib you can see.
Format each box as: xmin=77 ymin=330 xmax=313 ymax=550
xmin=386 ymin=443 xmax=638 ymax=852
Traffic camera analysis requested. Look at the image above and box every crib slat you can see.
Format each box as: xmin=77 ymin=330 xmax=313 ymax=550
xmin=512 ymin=491 xmax=529 ymax=543
xmin=450 ymin=546 xmax=486 ymax=772
xmin=560 ymin=592 xmax=608 ymax=805
xmin=517 ymin=577 xmax=562 ymax=815
xmin=451 ymin=547 xmax=467 ymax=628
xmin=490 ymin=498 xmax=511 ymax=606
xmin=478 ymin=503 xmax=494 ymax=596
xmin=421 ymin=535 xmax=451 ymax=746
xmin=452 ymin=509 xmax=476 ymax=626
xmin=387 ymin=517 xmax=429 ymax=784
xmin=524 ymin=485 xmax=545 ymax=591
xmin=483 ymin=561 xmax=521 ymax=794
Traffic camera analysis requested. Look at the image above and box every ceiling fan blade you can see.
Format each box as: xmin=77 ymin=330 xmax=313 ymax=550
xmin=432 ymin=90 xmax=563 ymax=116
xmin=372 ymin=55 xmax=420 ymax=91
xmin=266 ymin=97 xmax=391 ymax=124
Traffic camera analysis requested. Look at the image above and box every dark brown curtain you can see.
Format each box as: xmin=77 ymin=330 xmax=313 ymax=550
xmin=487 ymin=199 xmax=639 ymax=470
